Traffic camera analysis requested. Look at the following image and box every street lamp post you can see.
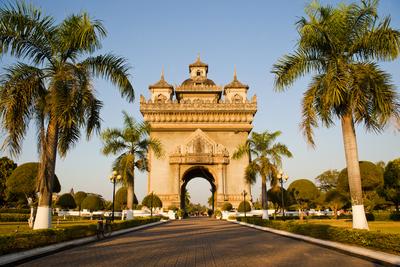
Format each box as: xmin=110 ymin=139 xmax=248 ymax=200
xmin=109 ymin=171 xmax=122 ymax=222
xmin=277 ymin=170 xmax=288 ymax=220
xmin=243 ymin=190 xmax=247 ymax=218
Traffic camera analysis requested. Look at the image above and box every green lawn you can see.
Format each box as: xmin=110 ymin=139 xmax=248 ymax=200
xmin=306 ymin=219 xmax=400 ymax=234
xmin=0 ymin=219 xmax=97 ymax=234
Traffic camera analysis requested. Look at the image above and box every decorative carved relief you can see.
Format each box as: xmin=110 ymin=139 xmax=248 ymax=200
xmin=232 ymin=94 xmax=243 ymax=103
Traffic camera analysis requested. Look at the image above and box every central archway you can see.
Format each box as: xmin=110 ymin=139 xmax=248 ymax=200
xmin=180 ymin=166 xmax=216 ymax=213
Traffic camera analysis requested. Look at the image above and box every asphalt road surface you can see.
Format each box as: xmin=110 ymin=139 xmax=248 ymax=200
xmin=18 ymin=217 xmax=382 ymax=267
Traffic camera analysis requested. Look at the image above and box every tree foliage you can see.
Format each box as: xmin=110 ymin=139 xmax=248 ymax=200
xmin=221 ymin=202 xmax=233 ymax=211
xmin=142 ymin=193 xmax=162 ymax=208
xmin=337 ymin=161 xmax=384 ymax=192
xmin=383 ymin=158 xmax=400 ymax=211
xmin=101 ymin=111 xmax=162 ymax=210
xmin=115 ymin=187 xmax=138 ymax=211
xmin=6 ymin=162 xmax=60 ymax=206
xmin=0 ymin=157 xmax=17 ymax=205
xmin=81 ymin=195 xmax=104 ymax=211
xmin=267 ymin=186 xmax=289 ymax=212
xmin=74 ymin=191 xmax=87 ymax=210
xmin=237 ymin=200 xmax=251 ymax=212
xmin=287 ymin=179 xmax=319 ymax=210
xmin=315 ymin=170 xmax=339 ymax=192
xmin=56 ymin=193 xmax=76 ymax=209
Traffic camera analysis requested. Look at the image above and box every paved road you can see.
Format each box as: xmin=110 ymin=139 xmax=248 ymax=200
xmin=19 ymin=218 xmax=382 ymax=267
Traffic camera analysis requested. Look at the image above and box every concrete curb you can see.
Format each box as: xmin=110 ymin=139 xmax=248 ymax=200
xmin=0 ymin=220 xmax=168 ymax=266
xmin=231 ymin=220 xmax=400 ymax=267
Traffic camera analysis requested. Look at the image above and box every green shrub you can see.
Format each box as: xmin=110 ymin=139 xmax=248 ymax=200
xmin=227 ymin=215 xmax=236 ymax=220
xmin=390 ymin=212 xmax=400 ymax=221
xmin=81 ymin=195 xmax=104 ymax=211
xmin=0 ymin=213 xmax=30 ymax=222
xmin=237 ymin=217 xmax=400 ymax=255
xmin=0 ymin=208 xmax=30 ymax=214
xmin=56 ymin=193 xmax=76 ymax=209
xmin=371 ymin=211 xmax=391 ymax=221
xmin=168 ymin=205 xmax=178 ymax=211
xmin=221 ymin=202 xmax=233 ymax=211
xmin=0 ymin=217 xmax=161 ymax=255
xmin=214 ymin=210 xmax=222 ymax=218
xmin=142 ymin=194 xmax=162 ymax=208
xmin=237 ymin=201 xmax=251 ymax=212
xmin=366 ymin=213 xmax=375 ymax=221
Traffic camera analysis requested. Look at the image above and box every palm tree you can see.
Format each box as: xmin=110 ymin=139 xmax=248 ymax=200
xmin=272 ymin=1 xmax=399 ymax=229
xmin=101 ymin=111 xmax=162 ymax=219
xmin=0 ymin=3 xmax=134 ymax=229
xmin=233 ymin=130 xmax=292 ymax=219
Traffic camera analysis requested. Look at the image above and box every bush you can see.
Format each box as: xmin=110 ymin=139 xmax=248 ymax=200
xmin=0 ymin=213 xmax=30 ymax=222
xmin=390 ymin=212 xmax=400 ymax=221
xmin=238 ymin=201 xmax=251 ymax=212
xmin=0 ymin=208 xmax=30 ymax=214
xmin=221 ymin=202 xmax=233 ymax=211
xmin=81 ymin=195 xmax=104 ymax=211
xmin=56 ymin=193 xmax=76 ymax=209
xmin=142 ymin=193 xmax=162 ymax=208
xmin=214 ymin=210 xmax=222 ymax=218
xmin=366 ymin=213 xmax=375 ymax=221
xmin=168 ymin=205 xmax=178 ymax=211
xmin=74 ymin=191 xmax=87 ymax=210
xmin=0 ymin=217 xmax=161 ymax=255
xmin=237 ymin=217 xmax=400 ymax=255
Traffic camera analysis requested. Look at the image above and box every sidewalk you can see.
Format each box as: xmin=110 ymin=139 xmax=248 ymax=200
xmin=230 ymin=220 xmax=400 ymax=266
xmin=0 ymin=220 xmax=168 ymax=266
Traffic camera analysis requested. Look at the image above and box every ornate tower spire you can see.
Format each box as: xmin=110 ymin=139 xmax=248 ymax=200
xmin=161 ymin=67 xmax=165 ymax=80
xmin=233 ymin=65 xmax=237 ymax=81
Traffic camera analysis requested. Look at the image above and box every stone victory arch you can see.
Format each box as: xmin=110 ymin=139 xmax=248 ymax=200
xmin=140 ymin=56 xmax=257 ymax=209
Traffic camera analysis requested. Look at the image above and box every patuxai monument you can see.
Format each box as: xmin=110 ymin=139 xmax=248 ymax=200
xmin=140 ymin=56 xmax=257 ymax=209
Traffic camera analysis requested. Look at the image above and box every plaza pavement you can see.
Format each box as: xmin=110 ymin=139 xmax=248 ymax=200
xmin=18 ymin=217 xmax=383 ymax=267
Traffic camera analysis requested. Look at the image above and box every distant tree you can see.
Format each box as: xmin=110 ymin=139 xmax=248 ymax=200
xmin=115 ymin=187 xmax=138 ymax=211
xmin=56 ymin=193 xmax=76 ymax=209
xmin=184 ymin=189 xmax=191 ymax=208
xmin=337 ymin=161 xmax=385 ymax=211
xmin=0 ymin=157 xmax=17 ymax=206
xmin=74 ymin=191 xmax=87 ymax=213
xmin=287 ymin=179 xmax=319 ymax=220
xmin=383 ymin=158 xmax=400 ymax=211
xmin=207 ymin=196 xmax=213 ymax=208
xmin=238 ymin=200 xmax=251 ymax=212
xmin=6 ymin=163 xmax=61 ymax=206
xmin=221 ymin=202 xmax=233 ymax=211
xmin=315 ymin=170 xmax=339 ymax=192
xmin=325 ymin=190 xmax=348 ymax=219
xmin=81 ymin=195 xmax=104 ymax=211
xmin=267 ymin=186 xmax=289 ymax=215
xmin=142 ymin=193 xmax=162 ymax=209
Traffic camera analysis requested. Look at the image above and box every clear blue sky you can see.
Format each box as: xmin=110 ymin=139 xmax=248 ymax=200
xmin=1 ymin=0 xmax=399 ymax=205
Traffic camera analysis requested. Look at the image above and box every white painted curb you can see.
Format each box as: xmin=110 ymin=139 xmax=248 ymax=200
xmin=0 ymin=220 xmax=167 ymax=266
xmin=231 ymin=220 xmax=400 ymax=266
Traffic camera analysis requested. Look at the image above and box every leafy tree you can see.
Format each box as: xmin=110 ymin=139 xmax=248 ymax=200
xmin=142 ymin=193 xmax=162 ymax=209
xmin=233 ymin=130 xmax=292 ymax=219
xmin=101 ymin=111 xmax=162 ymax=213
xmin=74 ymin=191 xmax=87 ymax=212
xmin=267 ymin=186 xmax=289 ymax=214
xmin=325 ymin=190 xmax=348 ymax=219
xmin=287 ymin=179 xmax=319 ymax=220
xmin=237 ymin=200 xmax=251 ymax=212
xmin=221 ymin=202 xmax=233 ymax=211
xmin=272 ymin=0 xmax=400 ymax=229
xmin=56 ymin=193 xmax=76 ymax=209
xmin=0 ymin=2 xmax=134 ymax=229
xmin=383 ymin=158 xmax=400 ymax=211
xmin=6 ymin=162 xmax=60 ymax=206
xmin=315 ymin=170 xmax=339 ymax=192
xmin=337 ymin=161 xmax=384 ymax=212
xmin=81 ymin=195 xmax=104 ymax=211
xmin=115 ymin=187 xmax=138 ymax=211
xmin=0 ymin=157 xmax=17 ymax=206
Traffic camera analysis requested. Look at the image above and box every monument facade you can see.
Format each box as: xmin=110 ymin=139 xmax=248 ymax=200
xmin=140 ymin=56 xmax=257 ymax=209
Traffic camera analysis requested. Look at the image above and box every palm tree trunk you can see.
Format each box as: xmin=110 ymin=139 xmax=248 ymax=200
xmin=34 ymin=118 xmax=58 ymax=230
xmin=341 ymin=114 xmax=368 ymax=230
xmin=261 ymin=174 xmax=269 ymax=220
xmin=126 ymin=172 xmax=134 ymax=220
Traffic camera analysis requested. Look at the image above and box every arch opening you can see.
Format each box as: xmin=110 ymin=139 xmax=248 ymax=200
xmin=181 ymin=166 xmax=216 ymax=214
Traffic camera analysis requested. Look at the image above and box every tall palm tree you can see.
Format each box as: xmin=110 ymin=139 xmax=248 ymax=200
xmin=0 ymin=2 xmax=134 ymax=229
xmin=101 ymin=111 xmax=162 ymax=219
xmin=272 ymin=1 xmax=399 ymax=229
xmin=233 ymin=130 xmax=292 ymax=219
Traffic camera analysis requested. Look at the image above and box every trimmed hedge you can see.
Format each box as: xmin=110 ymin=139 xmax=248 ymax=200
xmin=0 ymin=213 xmax=30 ymax=222
xmin=0 ymin=208 xmax=30 ymax=214
xmin=0 ymin=217 xmax=161 ymax=255
xmin=237 ymin=217 xmax=400 ymax=255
